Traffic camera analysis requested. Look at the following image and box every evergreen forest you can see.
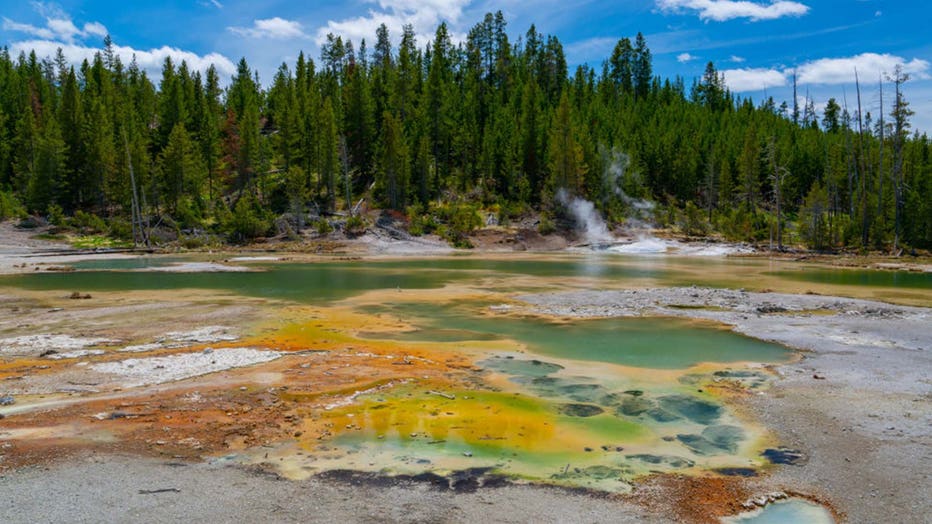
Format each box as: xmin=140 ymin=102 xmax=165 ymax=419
xmin=1 ymin=12 xmax=930 ymax=251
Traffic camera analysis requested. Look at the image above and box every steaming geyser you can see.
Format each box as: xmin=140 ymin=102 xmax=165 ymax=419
xmin=556 ymin=147 xmax=661 ymax=247
xmin=557 ymin=188 xmax=614 ymax=245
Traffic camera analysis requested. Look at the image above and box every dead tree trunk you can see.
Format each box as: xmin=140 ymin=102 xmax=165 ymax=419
xmin=855 ymin=69 xmax=869 ymax=248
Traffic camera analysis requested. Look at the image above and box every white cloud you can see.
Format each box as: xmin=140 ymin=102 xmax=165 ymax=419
xmin=11 ymin=39 xmax=236 ymax=82
xmin=3 ymin=4 xmax=108 ymax=43
xmin=722 ymin=67 xmax=787 ymax=91
xmin=656 ymin=0 xmax=810 ymax=22
xmin=722 ymin=53 xmax=930 ymax=92
xmin=315 ymin=0 xmax=471 ymax=46
xmin=677 ymin=52 xmax=697 ymax=62
xmin=46 ymin=18 xmax=83 ymax=42
xmin=729 ymin=55 xmax=745 ymax=63
xmin=83 ymin=21 xmax=109 ymax=37
xmin=228 ymin=17 xmax=308 ymax=40
xmin=30 ymin=1 xmax=66 ymax=19
xmin=4 ymin=3 xmax=232 ymax=83
xmin=2 ymin=17 xmax=55 ymax=40
xmin=795 ymin=53 xmax=930 ymax=85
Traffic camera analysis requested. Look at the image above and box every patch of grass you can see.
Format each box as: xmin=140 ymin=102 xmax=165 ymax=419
xmin=71 ymin=235 xmax=133 ymax=249
xmin=666 ymin=304 xmax=726 ymax=311
xmin=31 ymin=233 xmax=66 ymax=241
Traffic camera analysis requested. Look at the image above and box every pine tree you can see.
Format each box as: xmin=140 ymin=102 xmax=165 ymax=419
xmin=547 ymin=92 xmax=586 ymax=198
xmin=424 ymin=22 xmax=454 ymax=193
xmin=82 ymin=96 xmax=116 ymax=210
xmin=58 ymin=67 xmax=83 ymax=210
xmin=201 ymin=65 xmax=223 ymax=202
xmin=413 ymin=134 xmax=432 ymax=204
xmin=319 ymin=97 xmax=341 ymax=211
xmin=343 ymin=50 xmax=374 ymax=189
xmin=377 ymin=111 xmax=408 ymax=210
xmin=158 ymin=57 xmax=186 ymax=149
xmin=12 ymin=108 xmax=39 ymax=199
xmin=519 ymin=79 xmax=543 ymax=200
xmin=393 ymin=25 xmax=419 ymax=124
xmin=738 ymin=124 xmax=760 ymax=211
xmin=609 ymin=38 xmax=634 ymax=94
xmin=27 ymin=118 xmax=67 ymax=212
xmin=633 ymin=32 xmax=652 ymax=99
xmin=158 ymin=123 xmax=205 ymax=214
xmin=889 ymin=66 xmax=913 ymax=251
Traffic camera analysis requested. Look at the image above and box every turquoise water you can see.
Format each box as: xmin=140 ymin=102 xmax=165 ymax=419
xmin=361 ymin=301 xmax=790 ymax=369
xmin=0 ymin=257 xmax=672 ymax=304
xmin=770 ymin=267 xmax=931 ymax=289
xmin=5 ymin=256 xmax=927 ymax=308
xmin=68 ymin=257 xmax=187 ymax=270
xmin=723 ymin=499 xmax=834 ymax=523
xmin=0 ymin=263 xmax=463 ymax=302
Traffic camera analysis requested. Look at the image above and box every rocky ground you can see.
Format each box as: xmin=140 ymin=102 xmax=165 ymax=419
xmin=0 ymin=455 xmax=666 ymax=524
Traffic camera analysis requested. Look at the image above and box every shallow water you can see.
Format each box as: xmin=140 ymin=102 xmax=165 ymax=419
xmin=360 ymin=301 xmax=790 ymax=369
xmin=722 ymin=498 xmax=835 ymax=523
xmin=6 ymin=254 xmax=928 ymax=305
xmin=68 ymin=256 xmax=187 ymax=270
xmin=770 ymin=266 xmax=931 ymax=289
xmin=233 ymin=291 xmax=789 ymax=486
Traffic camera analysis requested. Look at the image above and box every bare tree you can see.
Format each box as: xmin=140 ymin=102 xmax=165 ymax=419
xmin=841 ymin=90 xmax=857 ymax=217
xmin=855 ymin=69 xmax=869 ymax=247
xmin=704 ymin=151 xmax=716 ymax=222
xmin=876 ymin=75 xmax=885 ymax=235
xmin=765 ymin=136 xmax=788 ymax=250
xmin=888 ymin=65 xmax=913 ymax=253
xmin=792 ymin=71 xmax=799 ymax=125
xmin=123 ymin=130 xmax=149 ymax=248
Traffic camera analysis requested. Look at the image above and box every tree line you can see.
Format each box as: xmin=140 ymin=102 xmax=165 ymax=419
xmin=0 ymin=12 xmax=929 ymax=250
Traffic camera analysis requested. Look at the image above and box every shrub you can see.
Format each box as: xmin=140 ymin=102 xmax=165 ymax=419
xmin=538 ymin=212 xmax=556 ymax=235
xmin=407 ymin=210 xmax=438 ymax=236
xmin=681 ymin=201 xmax=709 ymax=237
xmin=180 ymin=234 xmax=207 ymax=249
xmin=107 ymin=217 xmax=133 ymax=240
xmin=345 ymin=215 xmax=367 ymax=237
xmin=225 ymin=194 xmax=273 ymax=243
xmin=47 ymin=204 xmax=65 ymax=226
xmin=715 ymin=207 xmax=771 ymax=243
xmin=315 ymin=218 xmax=333 ymax=236
xmin=450 ymin=203 xmax=481 ymax=235
xmin=438 ymin=203 xmax=480 ymax=247
xmin=174 ymin=197 xmax=205 ymax=230
xmin=497 ymin=200 xmax=529 ymax=226
xmin=798 ymin=182 xmax=830 ymax=250
xmin=0 ymin=190 xmax=25 ymax=220
xmin=70 ymin=210 xmax=107 ymax=234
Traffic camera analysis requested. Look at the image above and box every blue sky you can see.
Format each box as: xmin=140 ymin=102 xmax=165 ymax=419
xmin=2 ymin=0 xmax=930 ymax=132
